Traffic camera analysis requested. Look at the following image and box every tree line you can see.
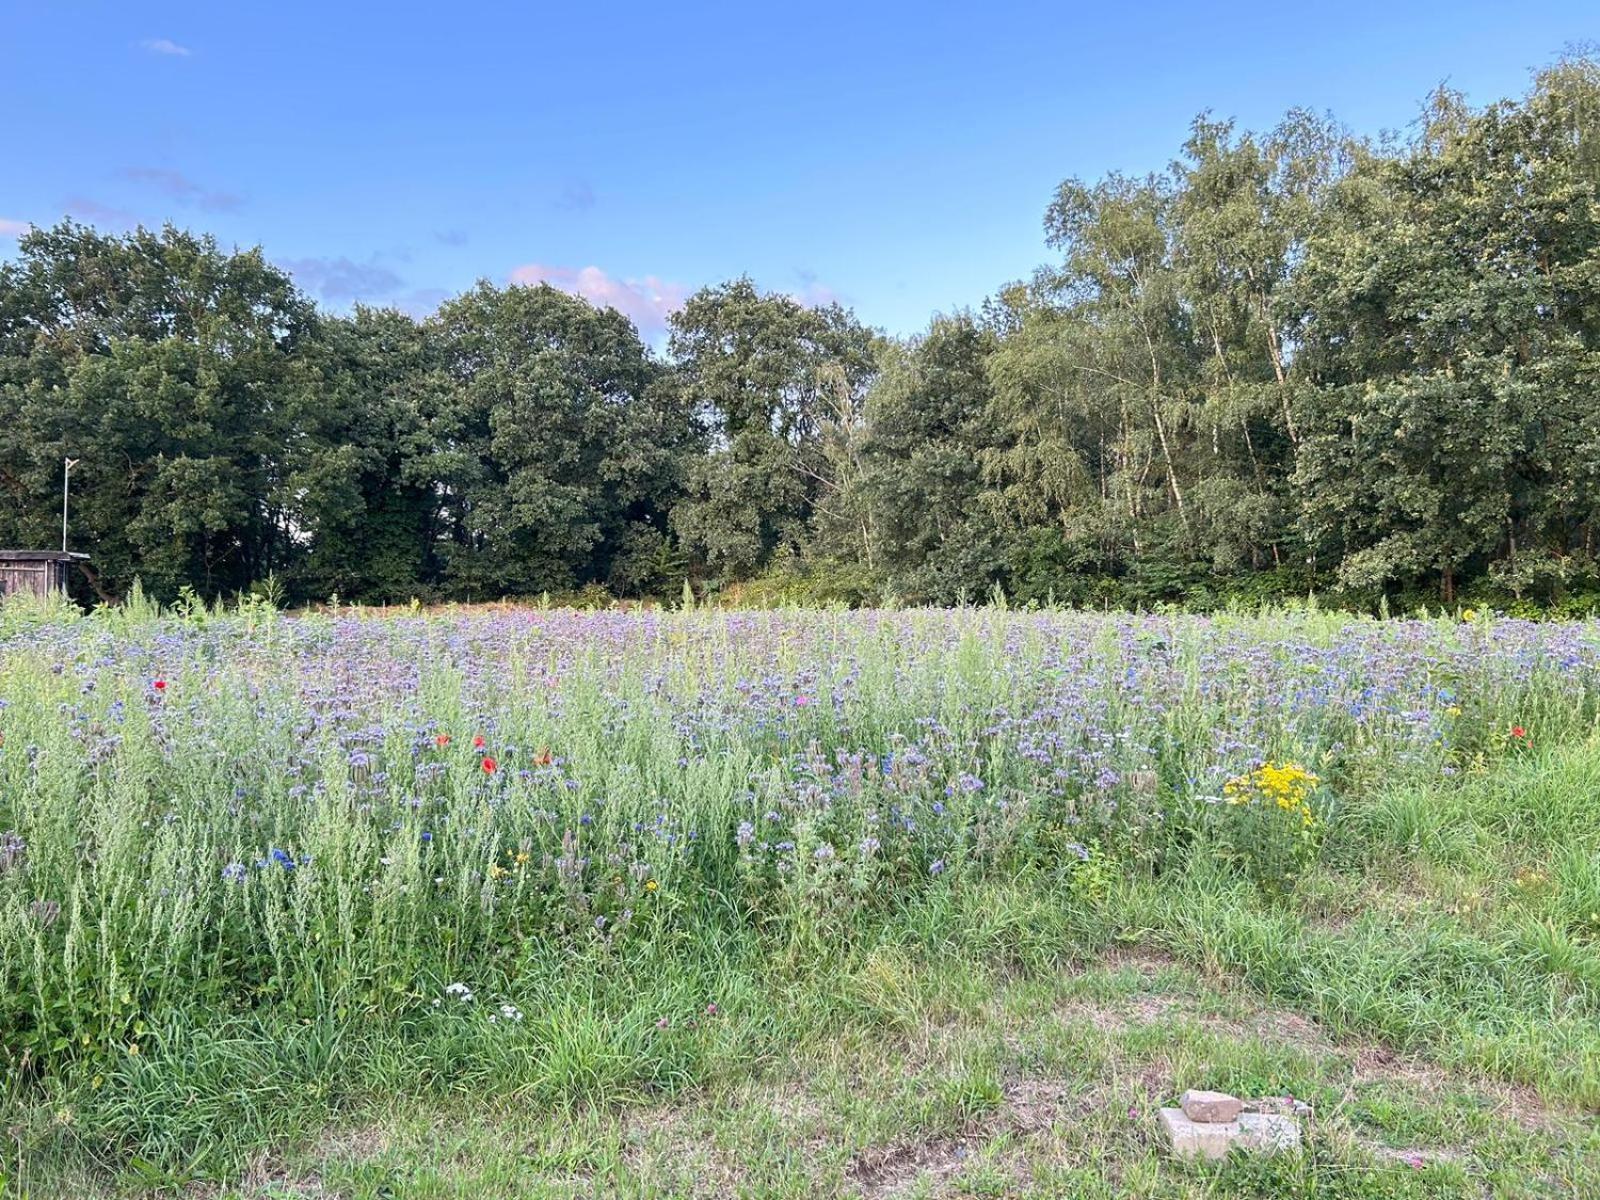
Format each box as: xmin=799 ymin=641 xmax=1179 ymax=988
xmin=4 ymin=56 xmax=1600 ymax=611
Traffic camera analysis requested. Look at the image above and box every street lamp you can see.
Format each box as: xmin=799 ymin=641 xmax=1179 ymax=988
xmin=62 ymin=457 xmax=79 ymax=552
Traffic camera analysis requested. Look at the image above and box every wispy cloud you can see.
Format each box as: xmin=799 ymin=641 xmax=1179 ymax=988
xmin=280 ymin=255 xmax=406 ymax=302
xmin=64 ymin=197 xmax=139 ymax=228
xmin=508 ymin=263 xmax=687 ymax=336
xmin=790 ymin=269 xmax=843 ymax=308
xmin=138 ymin=38 xmax=191 ymax=57
xmin=120 ymin=167 xmax=242 ymax=213
xmin=0 ymin=218 xmax=30 ymax=238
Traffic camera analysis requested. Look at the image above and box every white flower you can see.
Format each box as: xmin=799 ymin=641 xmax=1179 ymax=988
xmin=445 ymin=981 xmax=474 ymax=1001
xmin=499 ymin=1002 xmax=523 ymax=1022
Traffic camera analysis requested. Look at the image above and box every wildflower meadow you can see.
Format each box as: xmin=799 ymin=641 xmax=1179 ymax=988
xmin=3 ymin=597 xmax=1600 ymax=1196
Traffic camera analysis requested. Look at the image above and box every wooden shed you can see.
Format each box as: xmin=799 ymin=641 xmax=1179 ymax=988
xmin=0 ymin=551 xmax=88 ymax=600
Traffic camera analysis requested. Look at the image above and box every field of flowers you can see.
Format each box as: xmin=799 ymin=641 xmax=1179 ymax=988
xmin=3 ymin=601 xmax=1600 ymax=1187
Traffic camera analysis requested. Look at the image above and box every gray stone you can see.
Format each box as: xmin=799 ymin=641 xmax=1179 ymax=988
xmin=1158 ymin=1108 xmax=1233 ymax=1161
xmin=1243 ymin=1095 xmax=1313 ymax=1119
xmin=1180 ymin=1089 xmax=1243 ymax=1123
xmin=1236 ymin=1112 xmax=1302 ymax=1153
xmin=1158 ymin=1107 xmax=1302 ymax=1161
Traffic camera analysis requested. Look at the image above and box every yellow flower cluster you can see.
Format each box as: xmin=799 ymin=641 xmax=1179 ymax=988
xmin=1223 ymin=762 xmax=1319 ymax=827
xmin=488 ymin=848 xmax=534 ymax=881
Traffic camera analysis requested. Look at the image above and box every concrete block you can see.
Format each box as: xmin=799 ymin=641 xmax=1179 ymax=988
xmin=1158 ymin=1107 xmax=1302 ymax=1160
xmin=1236 ymin=1111 xmax=1302 ymax=1153
xmin=1158 ymin=1108 xmax=1234 ymax=1161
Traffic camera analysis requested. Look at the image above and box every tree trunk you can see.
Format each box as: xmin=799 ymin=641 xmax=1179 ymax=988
xmin=1142 ymin=333 xmax=1190 ymax=541
xmin=77 ymin=561 xmax=117 ymax=605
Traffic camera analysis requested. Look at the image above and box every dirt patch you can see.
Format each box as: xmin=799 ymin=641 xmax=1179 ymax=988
xmin=1348 ymin=1045 xmax=1556 ymax=1133
xmin=1366 ymin=1142 xmax=1467 ymax=1168
xmin=310 ymin=1124 xmax=391 ymax=1162
xmin=846 ymin=1133 xmax=978 ymax=1197
xmin=1096 ymin=944 xmax=1181 ymax=977
xmin=843 ymin=1076 xmax=1089 ymax=1197
xmin=1002 ymin=1076 xmax=1087 ymax=1133
xmin=1067 ymin=993 xmax=1187 ymax=1035
xmin=228 ymin=1152 xmax=334 ymax=1199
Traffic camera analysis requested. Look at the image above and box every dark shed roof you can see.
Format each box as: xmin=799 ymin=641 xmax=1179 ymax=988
xmin=0 ymin=551 xmax=90 ymax=562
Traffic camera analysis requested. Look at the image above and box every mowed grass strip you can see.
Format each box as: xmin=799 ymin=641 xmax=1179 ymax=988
xmin=83 ymin=944 xmax=1597 ymax=1198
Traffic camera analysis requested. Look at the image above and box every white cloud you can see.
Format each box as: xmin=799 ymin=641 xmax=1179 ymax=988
xmin=0 ymin=218 xmax=31 ymax=238
xmin=138 ymin=38 xmax=192 ymax=57
xmin=509 ymin=263 xmax=688 ymax=335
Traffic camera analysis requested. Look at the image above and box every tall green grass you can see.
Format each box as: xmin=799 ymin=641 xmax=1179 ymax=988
xmin=1 ymin=600 xmax=1598 ymax=1186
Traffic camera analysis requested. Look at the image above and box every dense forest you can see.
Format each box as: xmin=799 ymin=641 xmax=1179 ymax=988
xmin=4 ymin=57 xmax=1600 ymax=612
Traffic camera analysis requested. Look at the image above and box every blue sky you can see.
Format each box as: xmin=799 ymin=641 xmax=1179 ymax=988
xmin=2 ymin=2 xmax=1594 ymax=338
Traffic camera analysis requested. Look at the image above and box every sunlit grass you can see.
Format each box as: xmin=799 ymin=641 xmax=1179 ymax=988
xmin=2 ymin=600 xmax=1599 ymax=1194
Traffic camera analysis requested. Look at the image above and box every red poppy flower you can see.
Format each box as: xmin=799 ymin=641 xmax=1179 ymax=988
xmin=153 ymin=679 xmax=167 ymax=692
xmin=435 ymin=734 xmax=451 ymax=748
xmin=481 ymin=756 xmax=498 ymax=774
xmin=1512 ymin=725 xmax=1529 ymax=740
xmin=473 ymin=735 xmax=486 ymax=750
xmin=533 ymin=747 xmax=553 ymax=767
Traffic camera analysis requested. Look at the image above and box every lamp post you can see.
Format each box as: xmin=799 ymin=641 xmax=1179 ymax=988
xmin=62 ymin=457 xmax=79 ymax=552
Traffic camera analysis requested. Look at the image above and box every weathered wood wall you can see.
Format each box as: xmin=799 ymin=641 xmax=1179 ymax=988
xmin=0 ymin=559 xmax=70 ymax=598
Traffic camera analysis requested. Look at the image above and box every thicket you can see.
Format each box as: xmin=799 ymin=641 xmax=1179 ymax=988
xmin=5 ymin=58 xmax=1600 ymax=612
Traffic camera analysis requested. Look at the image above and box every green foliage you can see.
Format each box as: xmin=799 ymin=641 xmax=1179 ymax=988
xmin=1205 ymin=762 xmax=1328 ymax=893
xmin=0 ymin=222 xmax=316 ymax=601
xmin=667 ymin=278 xmax=876 ymax=582
xmin=1295 ymin=61 xmax=1600 ymax=603
xmin=427 ymin=282 xmax=693 ymax=597
xmin=4 ymin=60 xmax=1600 ymax=611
